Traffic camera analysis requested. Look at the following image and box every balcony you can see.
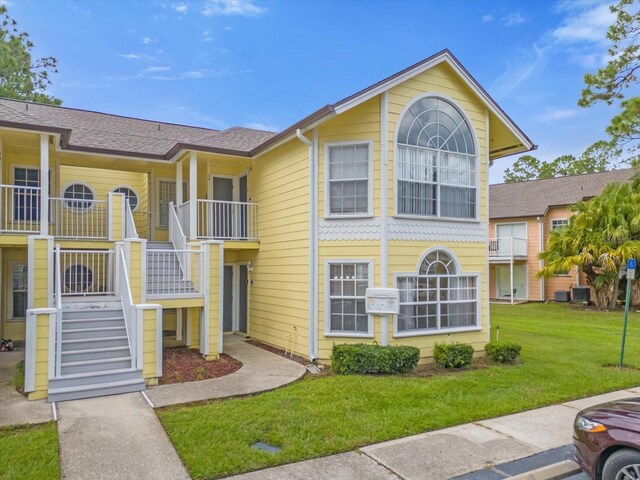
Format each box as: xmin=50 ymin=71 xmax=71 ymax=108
xmin=489 ymin=237 xmax=528 ymax=259
xmin=0 ymin=184 xmax=42 ymax=234
xmin=177 ymin=199 xmax=258 ymax=241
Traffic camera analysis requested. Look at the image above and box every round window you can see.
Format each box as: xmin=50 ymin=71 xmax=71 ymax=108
xmin=63 ymin=184 xmax=94 ymax=211
xmin=64 ymin=265 xmax=93 ymax=293
xmin=113 ymin=187 xmax=138 ymax=211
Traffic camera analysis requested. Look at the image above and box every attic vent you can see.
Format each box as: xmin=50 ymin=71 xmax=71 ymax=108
xmin=25 ymin=104 xmax=28 ymax=111
xmin=157 ymin=124 xmax=161 ymax=131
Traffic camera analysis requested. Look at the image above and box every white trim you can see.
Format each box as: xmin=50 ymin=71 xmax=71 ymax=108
xmin=112 ymin=185 xmax=141 ymax=212
xmin=27 ymin=236 xmax=35 ymax=310
xmin=323 ymin=140 xmax=374 ymax=219
xmin=60 ymin=181 xmax=97 ymax=212
xmin=394 ymin=326 xmax=483 ymax=338
xmin=318 ymin=217 xmax=381 ymax=241
xmin=189 ymin=152 xmax=197 ymax=240
xmin=333 ymin=52 xmax=533 ymax=152
xmin=202 ymin=245 xmax=210 ymax=355
xmin=538 ymin=217 xmax=545 ymax=301
xmin=416 ymin=246 xmax=462 ymax=274
xmin=485 ymin=110 xmax=491 ymax=342
xmin=312 ymin=127 xmax=319 ymax=360
xmin=380 ymin=91 xmax=389 ymax=346
xmin=40 ymin=134 xmax=49 ymax=236
xmin=388 ymin=218 xmax=487 ymax=242
xmin=393 ymin=93 xmax=481 ymax=222
xmin=176 ymin=160 xmax=183 ymax=207
xmin=323 ymin=259 xmax=375 ymax=338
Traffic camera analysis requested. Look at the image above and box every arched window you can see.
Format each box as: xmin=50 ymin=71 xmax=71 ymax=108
xmin=396 ymin=97 xmax=476 ymax=219
xmin=396 ymin=249 xmax=478 ymax=334
xmin=64 ymin=265 xmax=93 ymax=293
xmin=63 ymin=184 xmax=94 ymax=211
xmin=113 ymin=187 xmax=138 ymax=211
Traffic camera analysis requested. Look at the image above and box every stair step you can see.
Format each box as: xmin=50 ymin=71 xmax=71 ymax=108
xmin=49 ymin=368 xmax=140 ymax=387
xmin=61 ymin=336 xmax=129 ymax=351
xmin=48 ymin=377 xmax=145 ymax=403
xmin=62 ymin=317 xmax=125 ymax=329
xmin=62 ymin=346 xmax=129 ymax=362
xmin=62 ymin=326 xmax=127 ymax=340
xmin=61 ymin=356 xmax=132 ymax=375
xmin=62 ymin=309 xmax=124 ymax=320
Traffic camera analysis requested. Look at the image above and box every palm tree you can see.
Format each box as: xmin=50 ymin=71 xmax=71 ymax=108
xmin=539 ymin=181 xmax=640 ymax=310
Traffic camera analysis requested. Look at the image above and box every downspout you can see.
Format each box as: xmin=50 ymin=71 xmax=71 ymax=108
xmin=296 ymin=128 xmax=317 ymax=361
xmin=380 ymin=92 xmax=389 ymax=345
xmin=537 ymin=216 xmax=544 ymax=302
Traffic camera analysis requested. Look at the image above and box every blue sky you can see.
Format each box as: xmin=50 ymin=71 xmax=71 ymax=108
xmin=6 ymin=0 xmax=624 ymax=183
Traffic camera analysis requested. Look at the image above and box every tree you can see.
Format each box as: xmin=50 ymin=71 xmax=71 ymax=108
xmin=579 ymin=0 xmax=639 ymax=146
xmin=503 ymin=141 xmax=625 ymax=183
xmin=0 ymin=5 xmax=60 ymax=105
xmin=539 ymin=181 xmax=640 ymax=310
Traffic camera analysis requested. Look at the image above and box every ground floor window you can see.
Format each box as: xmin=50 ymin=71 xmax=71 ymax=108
xmin=396 ymin=249 xmax=479 ymax=335
xmin=11 ymin=264 xmax=27 ymax=318
xmin=326 ymin=261 xmax=372 ymax=335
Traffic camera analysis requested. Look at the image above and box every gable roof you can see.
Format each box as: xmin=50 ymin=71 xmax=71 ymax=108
xmin=490 ymin=168 xmax=637 ymax=219
xmin=0 ymin=49 xmax=532 ymax=161
xmin=0 ymin=98 xmax=276 ymax=159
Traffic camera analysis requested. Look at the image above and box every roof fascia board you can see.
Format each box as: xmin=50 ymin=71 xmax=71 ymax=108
xmin=0 ymin=122 xmax=70 ymax=137
xmin=332 ymin=52 xmax=533 ymax=153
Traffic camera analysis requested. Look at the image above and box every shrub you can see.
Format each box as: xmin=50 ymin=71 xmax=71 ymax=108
xmin=332 ymin=343 xmax=420 ymax=375
xmin=485 ymin=341 xmax=522 ymax=364
xmin=433 ymin=342 xmax=474 ymax=368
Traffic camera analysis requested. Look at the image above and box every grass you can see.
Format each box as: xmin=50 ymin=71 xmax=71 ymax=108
xmin=0 ymin=422 xmax=59 ymax=480
xmin=9 ymin=360 xmax=25 ymax=394
xmin=158 ymin=303 xmax=640 ymax=479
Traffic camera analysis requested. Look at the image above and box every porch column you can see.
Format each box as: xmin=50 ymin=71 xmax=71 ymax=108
xmin=510 ymin=258 xmax=514 ymax=305
xmin=189 ymin=151 xmax=197 ymax=240
xmin=40 ymin=134 xmax=49 ymax=236
xmin=176 ymin=159 xmax=183 ymax=207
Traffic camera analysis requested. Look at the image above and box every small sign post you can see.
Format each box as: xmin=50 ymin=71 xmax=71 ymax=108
xmin=620 ymin=258 xmax=636 ymax=369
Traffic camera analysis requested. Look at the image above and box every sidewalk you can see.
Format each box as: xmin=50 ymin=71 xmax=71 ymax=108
xmin=227 ymin=387 xmax=640 ymax=480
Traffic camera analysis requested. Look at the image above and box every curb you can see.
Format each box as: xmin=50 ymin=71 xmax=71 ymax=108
xmin=508 ymin=460 xmax=582 ymax=480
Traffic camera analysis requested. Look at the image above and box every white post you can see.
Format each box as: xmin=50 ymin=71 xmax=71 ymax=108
xmin=176 ymin=159 xmax=183 ymax=207
xmin=176 ymin=308 xmax=183 ymax=341
xmin=189 ymin=151 xmax=197 ymax=240
xmin=40 ymin=134 xmax=49 ymax=236
xmin=510 ymin=258 xmax=514 ymax=305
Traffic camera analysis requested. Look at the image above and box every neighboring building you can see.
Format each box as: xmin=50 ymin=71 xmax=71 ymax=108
xmin=489 ymin=169 xmax=636 ymax=303
xmin=0 ymin=49 xmax=533 ymax=401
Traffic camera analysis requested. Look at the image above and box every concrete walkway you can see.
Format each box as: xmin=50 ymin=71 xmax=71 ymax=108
xmin=146 ymin=335 xmax=307 ymax=407
xmin=0 ymin=350 xmax=52 ymax=427
xmin=57 ymin=392 xmax=190 ymax=480
xmin=227 ymin=387 xmax=640 ymax=480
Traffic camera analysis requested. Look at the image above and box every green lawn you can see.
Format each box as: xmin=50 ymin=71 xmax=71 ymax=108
xmin=0 ymin=422 xmax=59 ymax=480
xmin=158 ymin=303 xmax=640 ymax=479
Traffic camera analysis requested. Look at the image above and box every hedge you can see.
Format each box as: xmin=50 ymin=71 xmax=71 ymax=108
xmin=332 ymin=343 xmax=420 ymax=375
xmin=433 ymin=342 xmax=474 ymax=368
xmin=485 ymin=341 xmax=522 ymax=364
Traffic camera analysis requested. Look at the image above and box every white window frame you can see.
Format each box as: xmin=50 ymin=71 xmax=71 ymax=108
xmin=393 ymin=247 xmax=481 ymax=338
xmin=7 ymin=261 xmax=27 ymax=321
xmin=324 ymin=259 xmax=374 ymax=338
xmin=112 ymin=185 xmax=140 ymax=212
xmin=61 ymin=182 xmax=96 ymax=212
xmin=551 ymin=219 xmax=569 ymax=230
xmin=393 ymin=93 xmax=481 ymax=223
xmin=324 ymin=141 xmax=374 ymax=219
xmin=156 ymin=178 xmax=187 ymax=229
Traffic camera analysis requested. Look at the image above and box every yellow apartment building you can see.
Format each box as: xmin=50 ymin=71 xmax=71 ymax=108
xmin=0 ymin=49 xmax=533 ymax=401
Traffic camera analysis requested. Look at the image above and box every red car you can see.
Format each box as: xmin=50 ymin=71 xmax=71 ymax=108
xmin=573 ymin=397 xmax=640 ymax=479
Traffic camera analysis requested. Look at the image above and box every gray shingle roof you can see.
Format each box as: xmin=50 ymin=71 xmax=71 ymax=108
xmin=490 ymin=169 xmax=637 ymax=219
xmin=0 ymin=98 xmax=276 ymax=159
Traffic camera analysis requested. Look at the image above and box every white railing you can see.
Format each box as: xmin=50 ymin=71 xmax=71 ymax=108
xmin=177 ymin=201 xmax=190 ymax=239
xmin=50 ymin=197 xmax=109 ymax=239
xmin=0 ymin=184 xmax=42 ymax=233
xmin=54 ymin=245 xmax=63 ymax=378
xmin=146 ymin=248 xmax=202 ymax=297
xmin=132 ymin=210 xmax=150 ymax=240
xmin=56 ymin=249 xmax=115 ymax=296
xmin=115 ymin=244 xmax=137 ymax=369
xmin=125 ymin=200 xmax=138 ymax=239
xmin=196 ymin=199 xmax=258 ymax=240
xmin=489 ymin=237 xmax=528 ymax=257
xmin=169 ymin=201 xmax=188 ymax=272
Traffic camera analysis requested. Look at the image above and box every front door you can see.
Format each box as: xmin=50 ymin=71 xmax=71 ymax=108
xmin=239 ymin=265 xmax=248 ymax=334
xmin=223 ymin=266 xmax=233 ymax=332
xmin=223 ymin=264 xmax=249 ymax=333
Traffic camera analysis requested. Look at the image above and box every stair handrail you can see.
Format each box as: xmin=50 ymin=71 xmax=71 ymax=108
xmin=116 ymin=244 xmax=137 ymax=370
xmin=168 ymin=201 xmax=189 ymax=279
xmin=125 ymin=199 xmax=139 ymax=239
xmin=55 ymin=244 xmax=63 ymax=378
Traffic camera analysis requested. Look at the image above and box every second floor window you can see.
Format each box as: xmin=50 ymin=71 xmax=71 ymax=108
xmin=552 ymin=219 xmax=569 ymax=230
xmin=327 ymin=143 xmax=371 ymax=216
xmin=64 ymin=184 xmax=94 ymax=211
xmin=396 ymin=97 xmax=477 ymax=219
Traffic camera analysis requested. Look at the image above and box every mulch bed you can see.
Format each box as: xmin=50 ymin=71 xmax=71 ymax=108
xmin=246 ymin=339 xmax=308 ymax=365
xmin=160 ymin=347 xmax=242 ymax=385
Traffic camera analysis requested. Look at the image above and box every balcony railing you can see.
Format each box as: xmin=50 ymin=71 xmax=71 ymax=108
xmin=55 ymin=248 xmax=115 ymax=296
xmin=146 ymin=248 xmax=202 ymax=297
xmin=50 ymin=197 xmax=109 ymax=239
xmin=489 ymin=237 xmax=528 ymax=258
xmin=0 ymin=184 xmax=42 ymax=233
xmin=196 ymin=199 xmax=258 ymax=240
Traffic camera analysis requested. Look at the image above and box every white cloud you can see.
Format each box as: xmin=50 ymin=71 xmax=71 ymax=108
xmin=182 ymin=70 xmax=205 ymax=79
xmin=534 ymin=108 xmax=578 ymax=121
xmin=244 ymin=122 xmax=279 ymax=132
xmin=202 ymin=0 xmax=266 ymax=17
xmin=142 ymin=37 xmax=155 ymax=44
xmin=482 ymin=14 xmax=494 ymax=23
xmin=144 ymin=66 xmax=171 ymax=73
xmin=501 ymin=12 xmax=526 ymax=27
xmin=203 ymin=30 xmax=214 ymax=42
xmin=552 ymin=2 xmax=614 ymax=43
xmin=173 ymin=2 xmax=188 ymax=13
xmin=490 ymin=44 xmax=546 ymax=98
xmin=119 ymin=53 xmax=157 ymax=62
